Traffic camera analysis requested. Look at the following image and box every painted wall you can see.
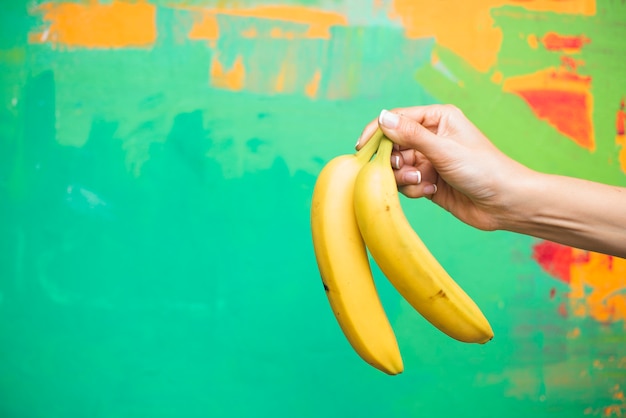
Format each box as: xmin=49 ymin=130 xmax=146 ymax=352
xmin=1 ymin=0 xmax=625 ymax=417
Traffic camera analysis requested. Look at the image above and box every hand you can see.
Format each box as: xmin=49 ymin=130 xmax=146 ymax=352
xmin=356 ymin=105 xmax=533 ymax=231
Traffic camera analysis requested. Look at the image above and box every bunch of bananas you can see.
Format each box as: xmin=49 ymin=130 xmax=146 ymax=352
xmin=310 ymin=129 xmax=493 ymax=375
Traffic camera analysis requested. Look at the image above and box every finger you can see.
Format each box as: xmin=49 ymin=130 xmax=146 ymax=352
xmin=413 ymin=156 xmax=437 ymax=185
xmin=390 ymin=150 xmax=404 ymax=170
xmin=378 ymin=109 xmax=448 ymax=160
xmin=358 ymin=104 xmax=457 ymax=150
xmin=398 ymin=182 xmax=438 ymax=199
xmin=396 ymin=148 xmax=427 ymax=167
xmin=394 ymin=160 xmax=437 ymax=187
xmin=396 ymin=169 xmax=421 ymax=187
xmin=385 ymin=104 xmax=463 ymax=134
xmin=356 ymin=119 xmax=380 ymax=150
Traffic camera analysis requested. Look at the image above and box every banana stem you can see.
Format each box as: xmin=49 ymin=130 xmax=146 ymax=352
xmin=374 ymin=136 xmax=394 ymax=163
xmin=356 ymin=129 xmax=384 ymax=163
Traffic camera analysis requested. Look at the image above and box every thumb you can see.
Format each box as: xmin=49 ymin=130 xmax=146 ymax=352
xmin=378 ymin=109 xmax=444 ymax=159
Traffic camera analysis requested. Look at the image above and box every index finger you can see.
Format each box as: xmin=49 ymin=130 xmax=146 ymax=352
xmin=355 ymin=119 xmax=379 ymax=150
xmin=356 ymin=105 xmax=451 ymax=150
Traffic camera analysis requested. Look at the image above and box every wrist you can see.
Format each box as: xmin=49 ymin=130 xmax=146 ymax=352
xmin=491 ymin=166 xmax=544 ymax=233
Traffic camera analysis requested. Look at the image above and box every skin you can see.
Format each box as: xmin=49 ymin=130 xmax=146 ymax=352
xmin=356 ymin=105 xmax=626 ymax=259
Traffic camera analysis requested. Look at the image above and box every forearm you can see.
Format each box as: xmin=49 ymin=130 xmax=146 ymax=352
xmin=501 ymin=171 xmax=626 ymax=258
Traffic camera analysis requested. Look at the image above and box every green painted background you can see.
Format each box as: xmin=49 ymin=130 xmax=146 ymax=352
xmin=1 ymin=1 xmax=626 ymax=417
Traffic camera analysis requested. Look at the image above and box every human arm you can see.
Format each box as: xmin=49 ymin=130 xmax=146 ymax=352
xmin=356 ymin=105 xmax=626 ymax=258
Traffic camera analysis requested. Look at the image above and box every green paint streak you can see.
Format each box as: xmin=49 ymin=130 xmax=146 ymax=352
xmin=416 ymin=47 xmax=616 ymax=182
xmin=417 ymin=5 xmax=626 ymax=186
xmin=0 ymin=1 xmax=32 ymax=201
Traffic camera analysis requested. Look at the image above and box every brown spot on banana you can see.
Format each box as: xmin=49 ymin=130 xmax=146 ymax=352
xmin=430 ymin=289 xmax=448 ymax=300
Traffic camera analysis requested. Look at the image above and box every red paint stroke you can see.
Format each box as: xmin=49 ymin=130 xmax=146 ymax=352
xmin=549 ymin=67 xmax=591 ymax=85
xmin=532 ymin=241 xmax=574 ymax=284
xmin=516 ymin=89 xmax=593 ymax=149
xmin=532 ymin=241 xmax=626 ymax=326
xmin=560 ymin=55 xmax=582 ymax=72
xmin=503 ymin=64 xmax=594 ymax=150
xmin=617 ymin=99 xmax=626 ymax=136
xmin=542 ymin=32 xmax=590 ymax=52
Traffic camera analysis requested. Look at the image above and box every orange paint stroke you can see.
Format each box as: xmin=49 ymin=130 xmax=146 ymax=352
xmin=185 ymin=4 xmax=340 ymax=95
xmin=527 ymin=34 xmax=539 ymax=49
xmin=388 ymin=0 xmax=596 ymax=72
xmin=189 ymin=12 xmax=219 ymax=44
xmin=210 ymin=55 xmax=245 ymax=91
xmin=566 ymin=326 xmax=580 ymax=338
xmin=542 ymin=32 xmax=590 ymax=53
xmin=534 ymin=241 xmax=626 ymax=327
xmin=187 ymin=5 xmax=347 ymax=41
xmin=491 ymin=70 xmax=504 ymax=84
xmin=389 ymin=0 xmax=503 ymax=72
xmin=503 ymin=65 xmax=594 ymax=150
xmin=241 ymin=27 xmax=258 ymax=38
xmin=30 ymin=0 xmax=156 ymax=49
xmin=275 ymin=62 xmax=287 ymax=93
xmin=305 ymin=70 xmax=322 ymax=99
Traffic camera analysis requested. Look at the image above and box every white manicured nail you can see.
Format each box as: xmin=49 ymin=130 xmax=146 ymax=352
xmin=424 ymin=184 xmax=437 ymax=195
xmin=405 ymin=170 xmax=421 ymax=184
xmin=392 ymin=155 xmax=401 ymax=169
xmin=379 ymin=109 xmax=399 ymax=129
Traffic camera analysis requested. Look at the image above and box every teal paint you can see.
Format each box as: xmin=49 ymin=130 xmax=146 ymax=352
xmin=1 ymin=1 xmax=625 ymax=417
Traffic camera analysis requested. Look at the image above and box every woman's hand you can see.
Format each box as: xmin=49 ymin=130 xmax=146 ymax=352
xmin=356 ymin=105 xmax=626 ymax=258
xmin=356 ymin=105 xmax=534 ymax=231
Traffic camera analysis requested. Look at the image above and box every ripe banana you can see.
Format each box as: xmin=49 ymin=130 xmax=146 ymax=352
xmin=353 ymin=136 xmax=494 ymax=344
xmin=311 ymin=129 xmax=403 ymax=375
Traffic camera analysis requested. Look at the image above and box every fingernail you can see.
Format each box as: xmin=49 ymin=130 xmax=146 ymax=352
xmin=379 ymin=109 xmax=399 ymax=129
xmin=405 ymin=170 xmax=421 ymax=184
xmin=392 ymin=155 xmax=401 ymax=169
xmin=355 ymin=138 xmax=360 ymax=149
xmin=424 ymin=184 xmax=437 ymax=195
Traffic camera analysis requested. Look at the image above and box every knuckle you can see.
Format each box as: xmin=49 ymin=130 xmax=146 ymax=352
xmin=405 ymin=118 xmax=423 ymax=138
xmin=444 ymin=104 xmax=464 ymax=117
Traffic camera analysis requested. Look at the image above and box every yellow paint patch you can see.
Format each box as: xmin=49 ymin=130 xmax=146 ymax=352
xmin=569 ymin=250 xmax=626 ymax=326
xmin=30 ymin=0 xmax=156 ymax=49
xmin=189 ymin=12 xmax=219 ymax=44
xmin=210 ymin=55 xmax=245 ymax=91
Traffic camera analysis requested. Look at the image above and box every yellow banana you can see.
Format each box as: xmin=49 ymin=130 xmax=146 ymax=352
xmin=353 ymin=136 xmax=494 ymax=344
xmin=311 ymin=129 xmax=403 ymax=375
